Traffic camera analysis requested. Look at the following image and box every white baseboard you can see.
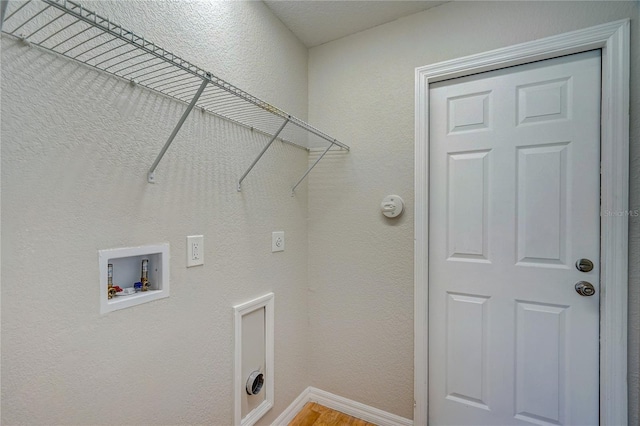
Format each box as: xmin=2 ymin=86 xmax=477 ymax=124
xmin=270 ymin=387 xmax=311 ymax=426
xmin=271 ymin=387 xmax=413 ymax=426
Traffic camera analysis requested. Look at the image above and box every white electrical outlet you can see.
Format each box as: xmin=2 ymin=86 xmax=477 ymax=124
xmin=187 ymin=235 xmax=204 ymax=267
xmin=272 ymin=231 xmax=284 ymax=252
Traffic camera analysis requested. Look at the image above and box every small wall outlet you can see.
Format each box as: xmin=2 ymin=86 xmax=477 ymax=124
xmin=272 ymin=231 xmax=284 ymax=252
xmin=187 ymin=235 xmax=204 ymax=267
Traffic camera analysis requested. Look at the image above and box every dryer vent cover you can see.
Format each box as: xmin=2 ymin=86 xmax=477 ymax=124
xmin=246 ymin=370 xmax=264 ymax=395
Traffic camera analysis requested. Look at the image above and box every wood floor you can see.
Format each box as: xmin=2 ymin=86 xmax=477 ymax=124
xmin=288 ymin=402 xmax=377 ymax=426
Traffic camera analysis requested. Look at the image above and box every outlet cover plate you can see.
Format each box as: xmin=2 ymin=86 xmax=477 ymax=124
xmin=272 ymin=231 xmax=284 ymax=252
xmin=187 ymin=235 xmax=204 ymax=267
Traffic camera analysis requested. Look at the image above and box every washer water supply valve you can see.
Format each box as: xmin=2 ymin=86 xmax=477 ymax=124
xmin=246 ymin=370 xmax=264 ymax=395
xmin=381 ymin=195 xmax=405 ymax=218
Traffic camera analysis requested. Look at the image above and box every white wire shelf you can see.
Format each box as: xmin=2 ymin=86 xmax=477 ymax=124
xmin=1 ymin=0 xmax=349 ymax=192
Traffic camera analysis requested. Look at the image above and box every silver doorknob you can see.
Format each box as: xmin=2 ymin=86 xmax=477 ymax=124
xmin=575 ymin=258 xmax=594 ymax=272
xmin=575 ymin=281 xmax=596 ymax=296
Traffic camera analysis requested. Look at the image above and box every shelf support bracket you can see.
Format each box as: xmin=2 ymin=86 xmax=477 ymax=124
xmin=237 ymin=117 xmax=290 ymax=192
xmin=291 ymin=141 xmax=335 ymax=196
xmin=148 ymin=76 xmax=210 ymax=183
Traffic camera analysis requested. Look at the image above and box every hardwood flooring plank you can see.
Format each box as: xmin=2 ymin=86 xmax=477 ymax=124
xmin=288 ymin=402 xmax=321 ymax=426
xmin=288 ymin=402 xmax=377 ymax=426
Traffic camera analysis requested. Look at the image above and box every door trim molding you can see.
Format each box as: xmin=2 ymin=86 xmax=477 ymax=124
xmin=414 ymin=20 xmax=630 ymax=425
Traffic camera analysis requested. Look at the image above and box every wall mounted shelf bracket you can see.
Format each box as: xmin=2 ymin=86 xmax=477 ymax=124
xmin=148 ymin=75 xmax=210 ymax=183
xmin=291 ymin=141 xmax=335 ymax=196
xmin=237 ymin=117 xmax=290 ymax=192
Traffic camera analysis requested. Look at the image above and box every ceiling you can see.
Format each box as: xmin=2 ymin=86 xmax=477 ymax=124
xmin=263 ymin=1 xmax=447 ymax=48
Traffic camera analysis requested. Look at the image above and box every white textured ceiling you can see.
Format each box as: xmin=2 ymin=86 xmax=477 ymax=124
xmin=263 ymin=1 xmax=447 ymax=48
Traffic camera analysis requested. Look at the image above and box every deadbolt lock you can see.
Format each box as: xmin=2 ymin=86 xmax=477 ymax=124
xmin=575 ymin=258 xmax=594 ymax=273
xmin=575 ymin=281 xmax=596 ymax=297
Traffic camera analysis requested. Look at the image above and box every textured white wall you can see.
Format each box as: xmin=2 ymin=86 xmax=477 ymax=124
xmin=1 ymin=1 xmax=310 ymax=424
xmin=307 ymin=1 xmax=640 ymax=421
xmin=3 ymin=1 xmax=639 ymax=424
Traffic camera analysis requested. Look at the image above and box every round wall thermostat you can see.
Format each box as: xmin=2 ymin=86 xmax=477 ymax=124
xmin=381 ymin=195 xmax=404 ymax=218
xmin=246 ymin=370 xmax=264 ymax=395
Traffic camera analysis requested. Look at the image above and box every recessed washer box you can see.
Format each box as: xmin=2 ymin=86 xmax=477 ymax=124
xmin=98 ymin=243 xmax=170 ymax=314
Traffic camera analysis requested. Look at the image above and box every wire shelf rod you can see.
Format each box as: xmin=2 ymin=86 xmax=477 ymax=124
xmin=201 ymin=88 xmax=249 ymax=101
xmin=42 ymin=0 xmax=210 ymax=81
xmin=196 ymin=95 xmax=233 ymax=106
xmin=199 ymin=95 xmax=257 ymax=109
xmin=23 ymin=9 xmax=64 ymax=39
xmin=209 ymin=101 xmax=263 ymax=112
xmin=203 ymin=105 xmax=275 ymax=128
xmin=153 ymin=82 xmax=199 ymax=98
xmin=95 ymin=44 xmax=140 ymax=67
xmin=207 ymin=111 xmax=268 ymax=125
xmin=290 ymin=118 xmax=347 ymax=150
xmin=209 ymin=81 xmax=287 ymax=118
xmin=212 ymin=113 xmax=266 ymax=126
xmin=94 ymin=45 xmax=139 ymax=67
xmin=169 ymin=88 xmax=202 ymax=100
xmin=3 ymin=0 xmax=32 ymax=24
xmin=107 ymin=52 xmax=155 ymax=73
xmin=141 ymin=70 xmax=190 ymax=87
xmin=196 ymin=100 xmax=241 ymax=111
xmin=196 ymin=104 xmax=307 ymax=151
xmin=221 ymin=104 xmax=282 ymax=117
xmin=10 ymin=4 xmax=51 ymax=35
xmin=199 ymin=87 xmax=237 ymax=97
xmin=170 ymin=92 xmax=200 ymax=104
xmin=136 ymin=74 xmax=184 ymax=89
xmin=207 ymin=94 xmax=252 ymax=105
xmin=237 ymin=115 xmax=289 ymax=126
xmin=198 ymin=102 xmax=250 ymax=113
xmin=168 ymin=82 xmax=210 ymax=95
xmin=71 ymin=36 xmax=118 ymax=59
xmin=123 ymin=62 xmax=175 ymax=80
xmin=157 ymin=78 xmax=200 ymax=94
xmin=112 ymin=55 xmax=158 ymax=75
xmin=201 ymin=109 xmax=305 ymax=151
xmin=39 ymin=17 xmax=81 ymax=46
xmin=81 ymin=40 xmax=129 ymax=63
xmin=196 ymin=101 xmax=240 ymax=112
xmin=138 ymin=71 xmax=187 ymax=86
xmin=58 ymin=26 xmax=98 ymax=53
xmin=197 ymin=91 xmax=240 ymax=103
xmin=200 ymin=71 xmax=348 ymax=150
xmin=215 ymin=108 xmax=272 ymax=121
xmin=215 ymin=113 xmax=279 ymax=126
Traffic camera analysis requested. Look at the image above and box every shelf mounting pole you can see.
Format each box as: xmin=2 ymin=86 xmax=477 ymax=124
xmin=237 ymin=117 xmax=290 ymax=192
xmin=291 ymin=141 xmax=335 ymax=196
xmin=148 ymin=75 xmax=210 ymax=183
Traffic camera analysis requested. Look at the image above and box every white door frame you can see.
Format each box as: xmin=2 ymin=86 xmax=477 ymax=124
xmin=414 ymin=20 xmax=630 ymax=426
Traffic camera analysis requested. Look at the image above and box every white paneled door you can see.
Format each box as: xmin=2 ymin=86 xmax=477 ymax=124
xmin=428 ymin=50 xmax=601 ymax=425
